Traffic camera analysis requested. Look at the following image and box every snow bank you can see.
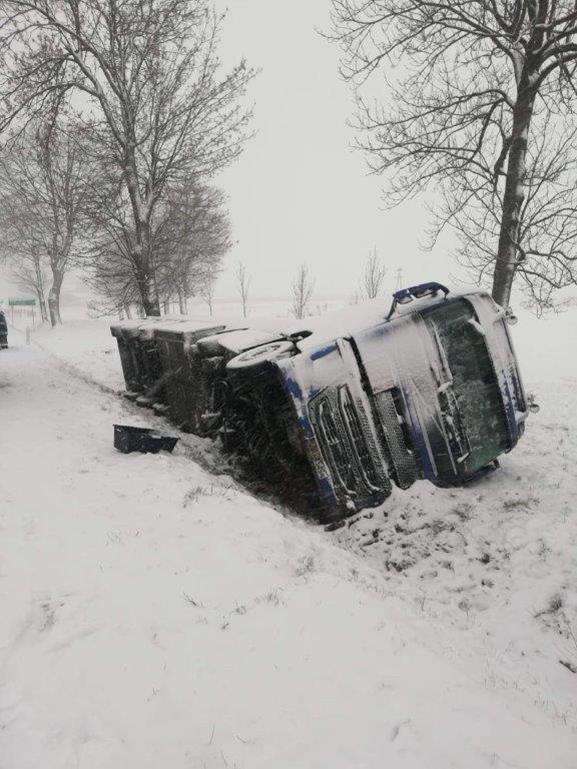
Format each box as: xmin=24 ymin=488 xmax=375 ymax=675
xmin=30 ymin=319 xmax=125 ymax=391
xmin=329 ymin=379 xmax=577 ymax=725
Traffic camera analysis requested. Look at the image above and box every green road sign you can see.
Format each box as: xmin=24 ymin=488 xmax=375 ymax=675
xmin=8 ymin=298 xmax=36 ymax=306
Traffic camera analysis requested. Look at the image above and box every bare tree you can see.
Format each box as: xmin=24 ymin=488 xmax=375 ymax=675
xmin=329 ymin=1 xmax=577 ymax=309
xmin=199 ymin=276 xmax=216 ymax=316
xmin=360 ymin=248 xmax=386 ymax=299
xmin=0 ymin=118 xmax=90 ymax=325
xmin=0 ymin=0 xmax=254 ymax=315
xmin=80 ymin=159 xmax=142 ymax=317
xmin=86 ymin=283 xmax=142 ymax=321
xmin=85 ymin=175 xmax=230 ymax=316
xmin=154 ymin=182 xmax=231 ymax=311
xmin=236 ymin=262 xmax=251 ymax=318
xmin=291 ymin=263 xmax=314 ymax=319
xmin=6 ymin=245 xmax=50 ymax=322
xmin=449 ymin=118 xmax=577 ymax=313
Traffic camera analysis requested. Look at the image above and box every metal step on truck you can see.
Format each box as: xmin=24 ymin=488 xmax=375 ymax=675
xmin=111 ymin=282 xmax=536 ymax=521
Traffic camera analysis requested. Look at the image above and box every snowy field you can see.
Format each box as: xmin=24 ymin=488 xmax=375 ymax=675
xmin=1 ymin=307 xmax=577 ymax=767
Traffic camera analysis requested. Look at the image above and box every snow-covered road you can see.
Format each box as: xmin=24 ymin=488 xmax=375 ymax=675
xmin=1 ymin=334 xmax=576 ymax=768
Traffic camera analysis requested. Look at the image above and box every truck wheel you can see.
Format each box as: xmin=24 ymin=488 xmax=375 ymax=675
xmin=226 ymin=341 xmax=296 ymax=373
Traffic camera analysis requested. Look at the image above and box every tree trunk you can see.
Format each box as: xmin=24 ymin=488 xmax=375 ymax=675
xmin=47 ymin=295 xmax=57 ymax=326
xmin=140 ymin=287 xmax=159 ymax=316
xmin=47 ymin=271 xmax=63 ymax=326
xmin=36 ymin=289 xmax=48 ymax=323
xmin=136 ymin=262 xmax=160 ymax=316
xmin=177 ymin=290 xmax=188 ymax=314
xmin=32 ymin=253 xmax=49 ymax=322
xmin=492 ymin=78 xmax=536 ymax=308
xmin=125 ymin=172 xmax=160 ymax=317
xmin=163 ymin=298 xmax=171 ymax=314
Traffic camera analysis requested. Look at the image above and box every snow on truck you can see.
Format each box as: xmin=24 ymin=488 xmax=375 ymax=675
xmin=111 ymin=282 xmax=534 ymax=520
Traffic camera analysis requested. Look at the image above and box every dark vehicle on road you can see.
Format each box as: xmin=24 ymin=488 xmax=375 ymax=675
xmin=112 ymin=282 xmax=532 ymax=520
xmin=0 ymin=310 xmax=8 ymax=349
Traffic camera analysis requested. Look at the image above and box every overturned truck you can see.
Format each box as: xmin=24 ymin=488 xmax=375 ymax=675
xmin=111 ymin=282 xmax=534 ymax=521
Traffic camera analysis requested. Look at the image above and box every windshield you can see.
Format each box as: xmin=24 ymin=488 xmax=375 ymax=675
xmin=422 ymin=299 xmax=509 ymax=475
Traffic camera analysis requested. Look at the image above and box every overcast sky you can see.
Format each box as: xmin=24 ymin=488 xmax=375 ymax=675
xmin=211 ymin=0 xmax=454 ymax=300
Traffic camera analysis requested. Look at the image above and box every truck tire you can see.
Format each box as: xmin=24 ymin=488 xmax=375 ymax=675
xmin=226 ymin=341 xmax=296 ymax=373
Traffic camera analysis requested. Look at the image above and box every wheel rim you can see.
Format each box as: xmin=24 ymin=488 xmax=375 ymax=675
xmin=238 ymin=342 xmax=287 ymax=363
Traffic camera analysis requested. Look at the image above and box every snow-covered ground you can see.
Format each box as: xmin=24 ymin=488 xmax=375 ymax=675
xmin=1 ymin=316 xmax=577 ymax=767
xmin=29 ymin=319 xmax=125 ymax=391
xmin=331 ymin=380 xmax=577 ymax=716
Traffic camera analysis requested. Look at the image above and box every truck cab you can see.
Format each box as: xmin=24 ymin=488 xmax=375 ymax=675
xmin=224 ymin=284 xmax=530 ymax=519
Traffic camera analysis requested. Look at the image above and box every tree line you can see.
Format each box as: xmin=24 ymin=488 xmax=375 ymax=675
xmin=0 ymin=0 xmax=254 ymax=324
xmin=238 ymin=253 xmax=387 ymax=320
